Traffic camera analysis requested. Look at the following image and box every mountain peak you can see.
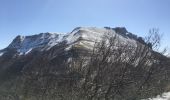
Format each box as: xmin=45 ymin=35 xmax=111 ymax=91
xmin=113 ymin=27 xmax=128 ymax=34
xmin=7 ymin=32 xmax=64 ymax=55
xmin=8 ymin=35 xmax=25 ymax=49
xmin=4 ymin=27 xmax=138 ymax=55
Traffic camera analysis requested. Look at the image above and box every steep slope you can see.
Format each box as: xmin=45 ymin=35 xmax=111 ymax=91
xmin=7 ymin=32 xmax=64 ymax=55
xmin=0 ymin=27 xmax=169 ymax=100
xmin=1 ymin=27 xmax=137 ymax=56
xmin=64 ymin=27 xmax=137 ymax=50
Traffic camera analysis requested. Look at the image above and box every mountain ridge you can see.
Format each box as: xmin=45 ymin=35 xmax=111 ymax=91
xmin=0 ymin=27 xmax=147 ymax=56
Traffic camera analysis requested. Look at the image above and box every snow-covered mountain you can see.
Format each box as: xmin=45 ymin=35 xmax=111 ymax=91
xmin=7 ymin=32 xmax=64 ymax=55
xmin=0 ymin=27 xmax=169 ymax=100
xmin=3 ymin=27 xmax=137 ymax=55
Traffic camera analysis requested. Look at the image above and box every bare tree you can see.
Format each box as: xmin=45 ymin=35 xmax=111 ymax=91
xmin=145 ymin=28 xmax=163 ymax=51
xmin=80 ymin=29 xmax=167 ymax=100
xmin=17 ymin=28 xmax=168 ymax=100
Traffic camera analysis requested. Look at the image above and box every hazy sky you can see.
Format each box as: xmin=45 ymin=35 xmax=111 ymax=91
xmin=0 ymin=0 xmax=170 ymax=49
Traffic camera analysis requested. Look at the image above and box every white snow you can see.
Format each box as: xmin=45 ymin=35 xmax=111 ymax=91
xmin=9 ymin=32 xmax=66 ymax=55
xmin=7 ymin=27 xmax=138 ymax=55
xmin=25 ymin=48 xmax=33 ymax=54
xmin=0 ymin=52 xmax=4 ymax=56
xmin=143 ymin=92 xmax=170 ymax=100
xmin=64 ymin=27 xmax=107 ymax=44
xmin=63 ymin=27 xmax=137 ymax=51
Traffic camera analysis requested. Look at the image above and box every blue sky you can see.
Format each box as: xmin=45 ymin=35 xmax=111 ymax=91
xmin=0 ymin=0 xmax=170 ymax=49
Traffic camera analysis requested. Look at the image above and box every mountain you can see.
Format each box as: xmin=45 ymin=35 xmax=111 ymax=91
xmin=7 ymin=32 xmax=64 ymax=55
xmin=0 ymin=27 xmax=141 ymax=56
xmin=0 ymin=27 xmax=131 ymax=56
xmin=0 ymin=27 xmax=170 ymax=100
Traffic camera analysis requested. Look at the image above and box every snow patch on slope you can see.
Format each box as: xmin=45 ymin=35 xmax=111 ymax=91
xmin=64 ymin=27 xmax=137 ymax=50
xmin=7 ymin=27 xmax=138 ymax=55
xmin=143 ymin=92 xmax=170 ymax=100
xmin=0 ymin=52 xmax=4 ymax=56
xmin=65 ymin=27 xmax=108 ymax=44
xmin=8 ymin=32 xmax=65 ymax=55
